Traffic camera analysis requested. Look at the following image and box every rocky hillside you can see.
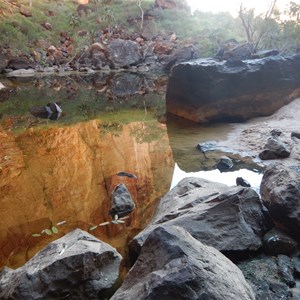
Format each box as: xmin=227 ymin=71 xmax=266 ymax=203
xmin=0 ymin=0 xmax=248 ymax=74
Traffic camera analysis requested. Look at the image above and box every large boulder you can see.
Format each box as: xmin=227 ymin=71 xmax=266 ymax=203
xmin=0 ymin=229 xmax=122 ymax=299
xmin=166 ymin=54 xmax=300 ymax=123
xmin=108 ymin=39 xmax=142 ymax=68
xmin=129 ymin=177 xmax=270 ymax=260
xmin=6 ymin=57 xmax=36 ymax=70
xmin=260 ymin=163 xmax=300 ymax=239
xmin=112 ymin=226 xmax=255 ymax=300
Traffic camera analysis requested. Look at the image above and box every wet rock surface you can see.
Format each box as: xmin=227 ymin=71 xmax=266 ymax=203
xmin=112 ymin=225 xmax=255 ymax=300
xmin=0 ymin=229 xmax=122 ymax=300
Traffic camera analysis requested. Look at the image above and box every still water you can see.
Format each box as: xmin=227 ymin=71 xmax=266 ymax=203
xmin=0 ymin=72 xmax=262 ymax=274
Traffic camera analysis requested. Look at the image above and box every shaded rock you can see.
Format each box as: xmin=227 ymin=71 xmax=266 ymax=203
xmin=216 ymin=41 xmax=254 ymax=60
xmin=129 ymin=177 xmax=270 ymax=260
xmin=278 ymin=255 xmax=296 ymax=288
xmin=110 ymin=73 xmax=143 ymax=97
xmin=112 ymin=225 xmax=255 ymax=300
xmin=166 ymin=54 xmax=300 ymax=123
xmin=259 ymin=136 xmax=290 ymax=160
xmin=263 ymin=227 xmax=298 ymax=256
xmin=270 ymin=128 xmax=282 ymax=137
xmin=196 ymin=140 xmax=217 ymax=153
xmin=108 ymin=39 xmax=142 ymax=68
xmin=291 ymin=131 xmax=300 ymax=139
xmin=0 ymin=229 xmax=122 ymax=300
xmin=216 ymin=155 xmax=233 ymax=171
xmin=109 ymin=183 xmax=135 ymax=218
xmin=238 ymin=255 xmax=293 ymax=300
xmin=6 ymin=57 xmax=35 ymax=70
xmin=0 ymin=54 xmax=10 ymax=73
xmin=260 ymin=163 xmax=300 ymax=239
xmin=236 ymin=177 xmax=251 ymax=187
xmin=252 ymin=49 xmax=280 ymax=59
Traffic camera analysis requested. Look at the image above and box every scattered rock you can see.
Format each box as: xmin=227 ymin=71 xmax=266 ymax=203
xmin=216 ymin=155 xmax=234 ymax=171
xmin=260 ymin=163 xmax=300 ymax=239
xmin=236 ymin=177 xmax=251 ymax=187
xmin=29 ymin=102 xmax=62 ymax=120
xmin=259 ymin=136 xmax=290 ymax=160
xmin=41 ymin=22 xmax=52 ymax=31
xmin=0 ymin=229 xmax=122 ymax=300
xmin=270 ymin=129 xmax=282 ymax=137
xmin=109 ymin=183 xmax=135 ymax=219
xmin=6 ymin=57 xmax=35 ymax=70
xmin=263 ymin=227 xmax=298 ymax=256
xmin=291 ymin=131 xmax=300 ymax=139
xmin=112 ymin=226 xmax=255 ymax=300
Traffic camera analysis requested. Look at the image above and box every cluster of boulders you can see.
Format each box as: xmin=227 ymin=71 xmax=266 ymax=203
xmin=2 ymin=162 xmax=300 ymax=299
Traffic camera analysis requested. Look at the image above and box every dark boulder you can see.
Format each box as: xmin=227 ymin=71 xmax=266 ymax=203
xmin=259 ymin=136 xmax=290 ymax=160
xmin=109 ymin=183 xmax=135 ymax=219
xmin=112 ymin=226 xmax=255 ymax=300
xmin=129 ymin=177 xmax=270 ymax=260
xmin=236 ymin=177 xmax=251 ymax=187
xmin=263 ymin=227 xmax=298 ymax=256
xmin=260 ymin=163 xmax=300 ymax=239
xmin=166 ymin=54 xmax=300 ymax=123
xmin=216 ymin=155 xmax=234 ymax=171
xmin=216 ymin=41 xmax=254 ymax=60
xmin=6 ymin=57 xmax=36 ymax=70
xmin=108 ymin=39 xmax=142 ymax=68
xmin=291 ymin=131 xmax=300 ymax=139
xmin=0 ymin=229 xmax=122 ymax=300
xmin=29 ymin=102 xmax=62 ymax=120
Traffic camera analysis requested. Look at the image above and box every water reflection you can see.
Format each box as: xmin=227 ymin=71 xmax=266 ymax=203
xmin=171 ymin=163 xmax=263 ymax=193
xmin=0 ymin=73 xmax=173 ymax=274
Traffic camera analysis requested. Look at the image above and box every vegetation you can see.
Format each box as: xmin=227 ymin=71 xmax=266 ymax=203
xmin=0 ymin=0 xmax=299 ymax=57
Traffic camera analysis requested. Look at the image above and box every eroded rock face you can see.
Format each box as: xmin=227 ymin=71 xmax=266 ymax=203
xmin=129 ymin=177 xmax=271 ymax=259
xmin=260 ymin=163 xmax=300 ymax=239
xmin=0 ymin=229 xmax=122 ymax=300
xmin=166 ymin=54 xmax=300 ymax=123
xmin=112 ymin=226 xmax=255 ymax=300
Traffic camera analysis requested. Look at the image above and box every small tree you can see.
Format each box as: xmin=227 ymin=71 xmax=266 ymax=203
xmin=238 ymin=0 xmax=278 ymax=50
